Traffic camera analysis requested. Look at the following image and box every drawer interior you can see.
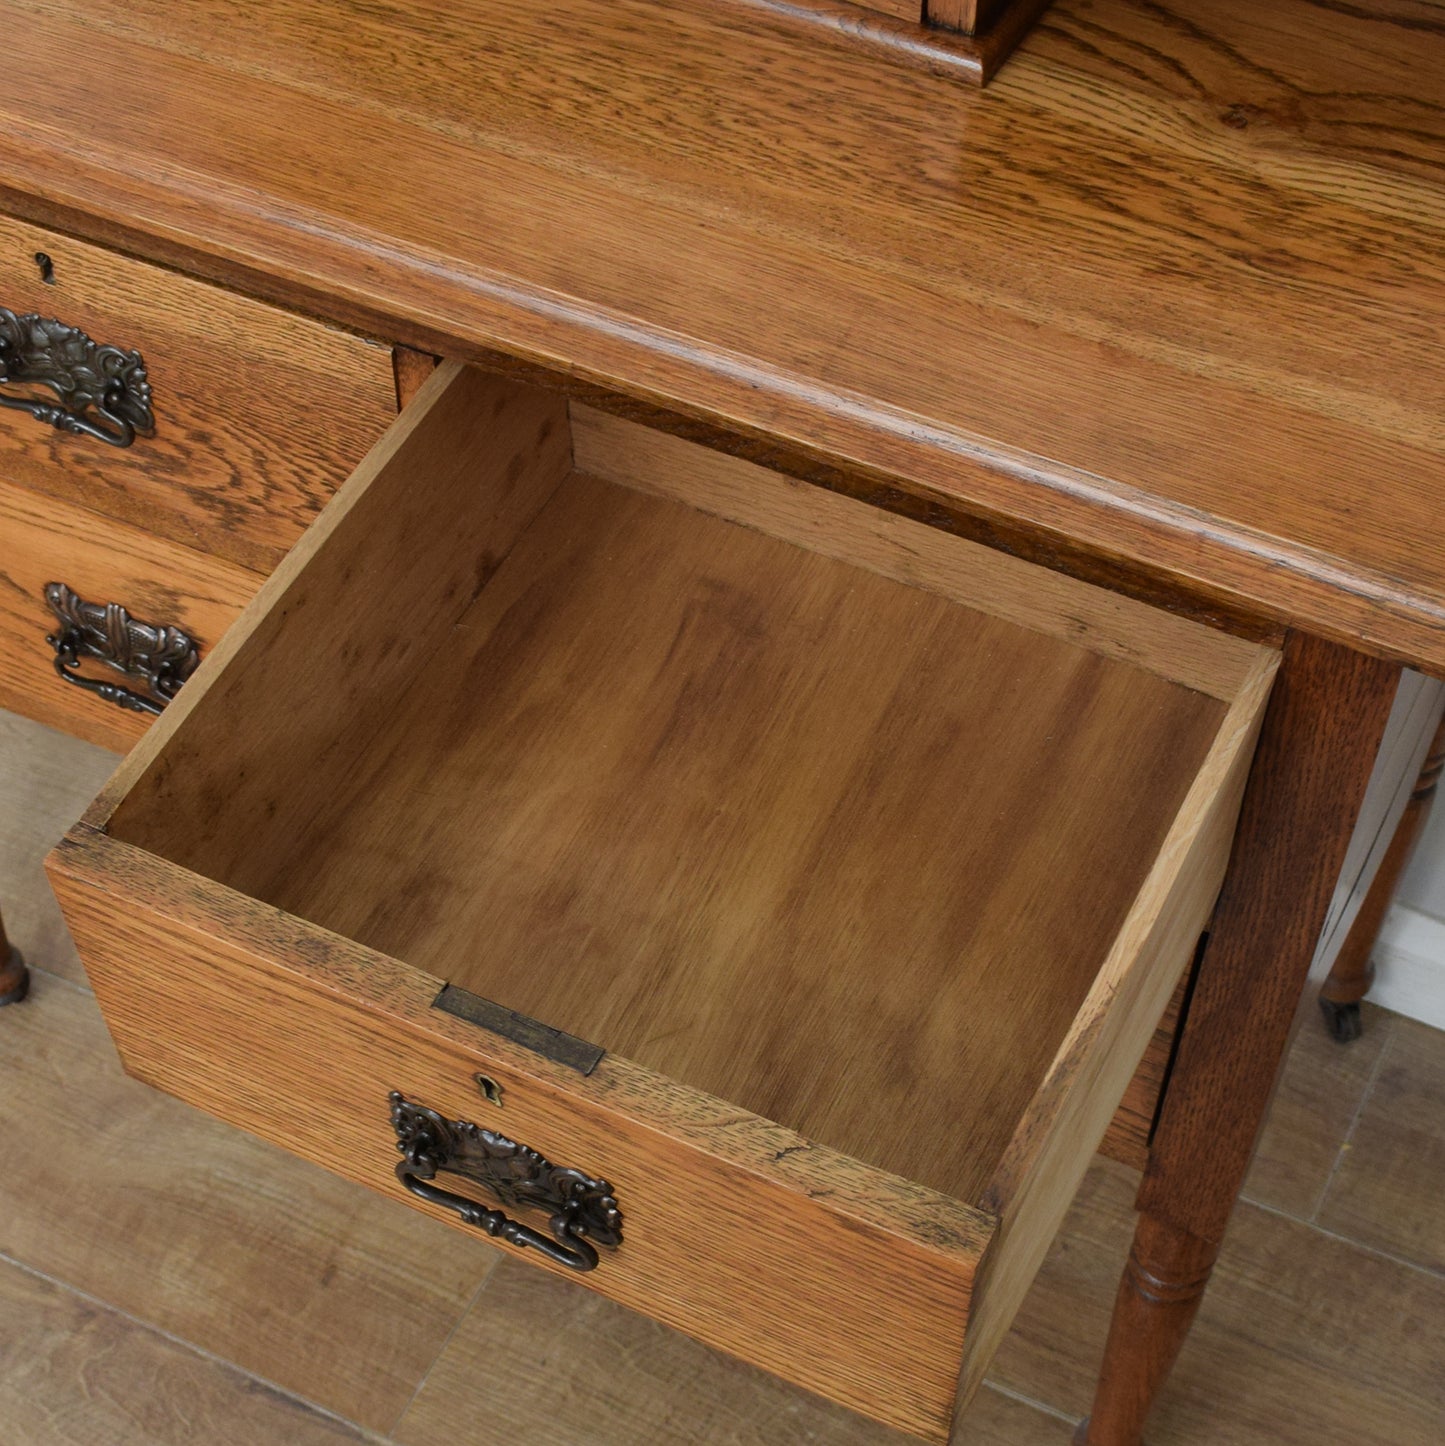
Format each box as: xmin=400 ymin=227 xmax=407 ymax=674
xmin=103 ymin=363 xmax=1247 ymax=1200
xmin=63 ymin=362 xmax=1276 ymax=1438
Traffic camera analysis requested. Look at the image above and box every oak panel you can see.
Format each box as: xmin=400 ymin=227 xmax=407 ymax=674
xmin=393 ymin=1257 xmax=919 ymax=1446
xmin=957 ymin=652 xmax=1272 ymax=1406
xmin=570 ymin=402 xmax=1262 ymax=700
xmin=250 ymin=470 xmax=1224 ymax=1203
xmin=110 ymin=367 xmax=1234 ymax=1206
xmin=0 ymin=0 xmax=1441 ymax=665
xmin=0 ymin=213 xmax=398 ymax=574
xmin=576 ymin=402 xmax=1230 ymax=1184
xmin=100 ymin=361 xmax=574 ymax=875
xmin=0 ymin=476 xmax=259 ymax=750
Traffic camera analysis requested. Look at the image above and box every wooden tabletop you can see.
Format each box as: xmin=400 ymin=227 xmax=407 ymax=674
xmin=2 ymin=0 xmax=1442 ymax=672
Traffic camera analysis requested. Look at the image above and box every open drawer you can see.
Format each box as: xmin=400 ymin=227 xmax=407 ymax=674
xmin=47 ymin=362 xmax=1276 ymax=1443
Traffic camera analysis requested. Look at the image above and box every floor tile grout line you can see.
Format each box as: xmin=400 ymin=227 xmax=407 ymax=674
xmin=982 ymin=1376 xmax=1083 ymax=1427
xmin=383 ymin=1259 xmax=501 ymax=1440
xmin=1307 ymin=1012 xmax=1398 ymax=1226
xmin=26 ymin=960 xmax=94 ymax=996
xmin=0 ymin=1246 xmax=387 ymax=1442
xmin=1240 ymin=1195 xmax=1444 ymax=1281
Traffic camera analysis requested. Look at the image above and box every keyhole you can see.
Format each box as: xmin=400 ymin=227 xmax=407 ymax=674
xmin=474 ymin=1073 xmax=504 ymax=1107
xmin=34 ymin=252 xmax=55 ymax=285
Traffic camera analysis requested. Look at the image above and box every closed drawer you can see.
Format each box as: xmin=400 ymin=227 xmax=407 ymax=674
xmin=48 ymin=363 xmax=1276 ymax=1442
xmin=0 ymin=214 xmax=398 ymax=574
xmin=0 ymin=477 xmax=258 ymax=751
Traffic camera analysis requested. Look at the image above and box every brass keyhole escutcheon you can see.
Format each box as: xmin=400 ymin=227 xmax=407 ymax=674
xmin=474 ymin=1073 xmax=504 ymax=1107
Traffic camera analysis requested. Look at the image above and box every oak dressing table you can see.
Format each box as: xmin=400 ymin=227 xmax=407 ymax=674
xmin=0 ymin=1 xmax=1440 ymax=1442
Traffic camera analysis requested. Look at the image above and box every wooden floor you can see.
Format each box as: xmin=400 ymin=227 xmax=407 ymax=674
xmin=2 ymin=708 xmax=1442 ymax=1444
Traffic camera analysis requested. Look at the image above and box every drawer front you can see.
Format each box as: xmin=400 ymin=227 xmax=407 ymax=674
xmin=0 ymin=477 xmax=258 ymax=750
xmin=51 ymin=831 xmax=991 ymax=1444
xmin=0 ymin=214 xmax=398 ymax=574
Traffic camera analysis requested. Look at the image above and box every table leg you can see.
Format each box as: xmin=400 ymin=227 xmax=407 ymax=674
xmin=1319 ymin=712 xmax=1445 ymax=1042
xmin=0 ymin=903 xmax=28 ymax=1006
xmin=1075 ymin=634 xmax=1399 ymax=1446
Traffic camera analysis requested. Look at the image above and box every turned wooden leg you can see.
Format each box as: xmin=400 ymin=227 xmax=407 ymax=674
xmin=1071 ymin=1220 xmax=1218 ymax=1446
xmin=1319 ymin=712 xmax=1445 ymax=1042
xmin=0 ymin=904 xmax=29 ymax=1006
xmin=1077 ymin=635 xmax=1400 ymax=1446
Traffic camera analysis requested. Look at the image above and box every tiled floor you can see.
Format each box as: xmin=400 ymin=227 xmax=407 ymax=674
xmin=1 ymin=709 xmax=1441 ymax=1445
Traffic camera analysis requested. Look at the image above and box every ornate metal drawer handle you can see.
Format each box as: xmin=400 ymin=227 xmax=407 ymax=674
xmin=44 ymin=582 xmax=199 ymax=716
xmin=0 ymin=306 xmax=155 ymax=448
xmin=388 ymin=1092 xmax=623 ymax=1272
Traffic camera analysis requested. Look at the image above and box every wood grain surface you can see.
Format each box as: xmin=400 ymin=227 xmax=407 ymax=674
xmin=571 ymin=404 xmax=1264 ymax=700
xmin=958 ymin=649 xmax=1273 ymax=1412
xmin=106 ymin=363 xmax=1245 ymax=1205
xmin=254 ymin=467 xmax=1230 ymax=1204
xmin=575 ymin=402 xmax=1245 ymax=1179
xmin=48 ymin=830 xmax=991 ymax=1444
xmin=392 ymin=345 xmax=439 ymax=409
xmin=102 ymin=362 xmax=573 ymax=875
xmin=0 ymin=214 xmax=398 ymax=574
xmin=392 ymin=1256 xmax=922 ymax=1446
xmin=0 ymin=1259 xmax=368 ymax=1446
xmin=0 ymin=0 xmax=1440 ymax=667
xmin=0 ymin=476 xmax=259 ymax=749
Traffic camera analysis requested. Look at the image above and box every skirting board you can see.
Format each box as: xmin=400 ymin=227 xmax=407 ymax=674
xmin=1312 ymin=672 xmax=1445 ymax=985
xmin=1373 ymin=905 xmax=1445 ymax=1032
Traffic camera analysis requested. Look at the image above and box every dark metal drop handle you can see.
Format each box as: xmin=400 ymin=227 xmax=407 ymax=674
xmin=43 ymin=582 xmax=199 ymax=716
xmin=389 ymin=1092 xmax=623 ymax=1273
xmin=0 ymin=306 xmax=155 ymax=448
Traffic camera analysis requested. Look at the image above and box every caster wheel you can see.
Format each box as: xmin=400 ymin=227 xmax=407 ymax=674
xmin=1319 ymin=996 xmax=1362 ymax=1043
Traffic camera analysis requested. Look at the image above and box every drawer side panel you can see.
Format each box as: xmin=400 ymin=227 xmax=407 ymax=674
xmin=953 ymin=649 xmax=1277 ymax=1415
